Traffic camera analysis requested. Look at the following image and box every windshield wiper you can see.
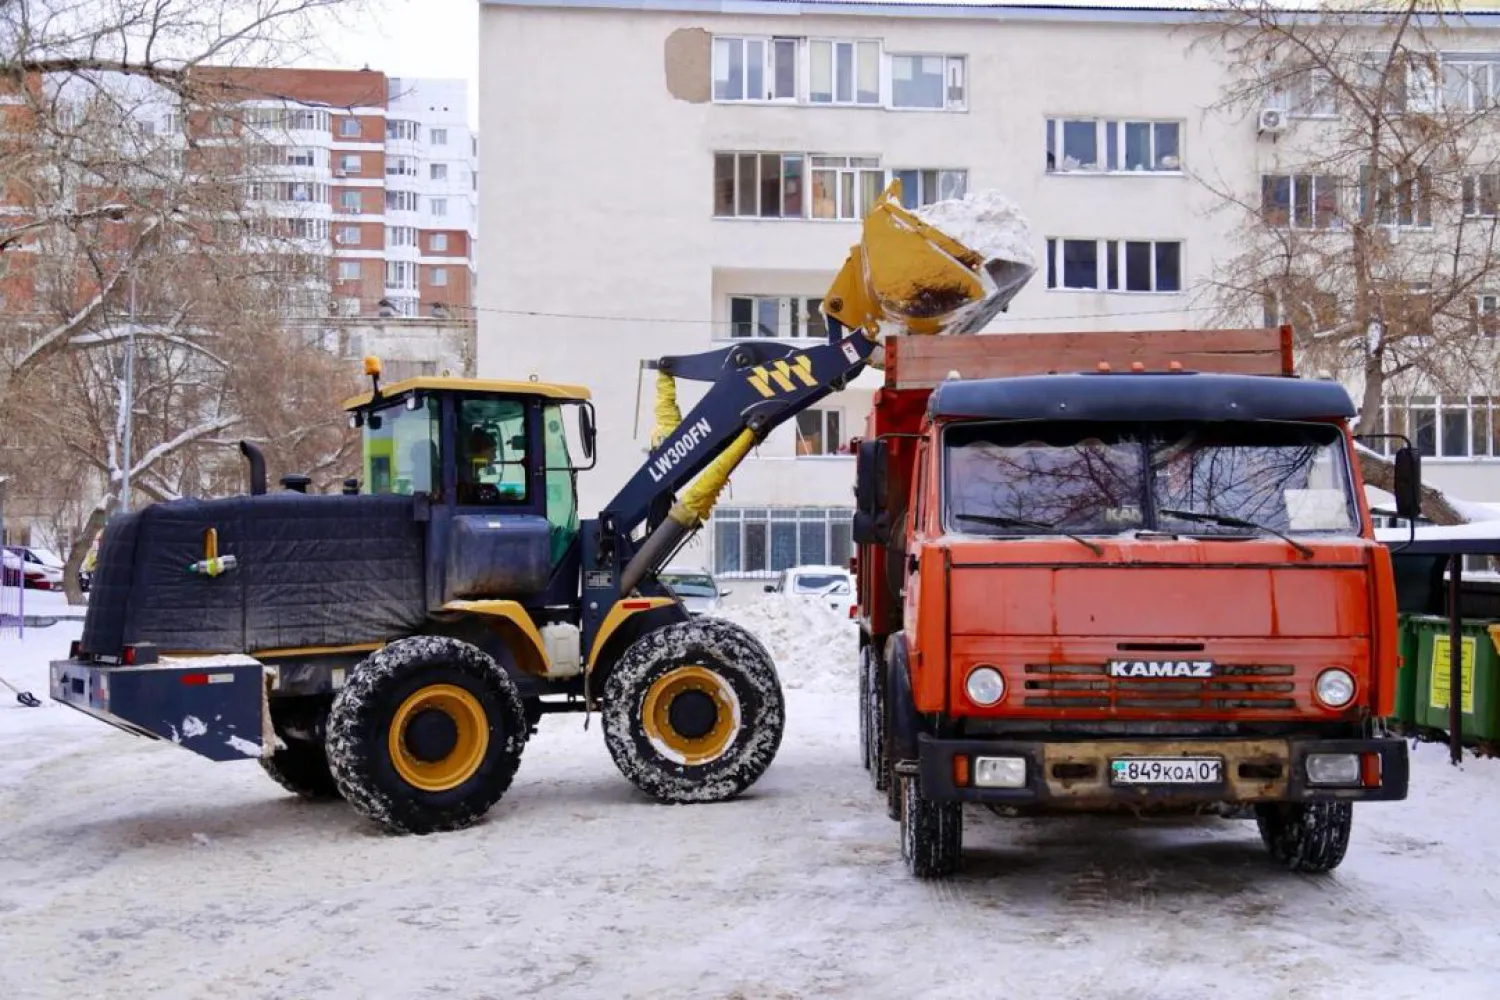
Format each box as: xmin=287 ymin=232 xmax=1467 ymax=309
xmin=1157 ymin=508 xmax=1313 ymax=559
xmin=953 ymin=513 xmax=1103 ymax=556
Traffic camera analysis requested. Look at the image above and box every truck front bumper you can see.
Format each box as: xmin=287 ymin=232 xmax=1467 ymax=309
xmin=50 ymin=656 xmax=271 ymax=762
xmin=917 ymin=735 xmax=1409 ymax=807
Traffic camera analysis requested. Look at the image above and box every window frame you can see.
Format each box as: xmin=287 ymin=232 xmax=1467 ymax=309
xmin=809 ymin=38 xmax=883 ymax=107
xmin=888 ymin=168 xmax=968 ymax=208
xmin=1377 ymin=394 xmax=1500 ymax=461
xmin=724 ymin=294 xmax=827 ymax=341
xmin=887 ymin=52 xmax=967 ymax=111
xmin=709 ymin=506 xmax=854 ymax=577
xmin=1045 ymin=118 xmax=1185 ymax=175
xmin=1358 ymin=165 xmax=1433 ymax=229
xmin=1044 ymin=237 xmax=1185 ymax=294
xmin=809 ymin=155 xmax=883 ymax=220
xmin=712 ymin=34 xmax=800 ymax=103
xmin=338 ymin=117 xmax=362 ymax=138
xmin=431 ymin=266 xmax=448 ymax=287
xmin=713 ymin=151 xmax=807 ymax=219
xmin=1261 ymin=173 xmax=1342 ymax=230
xmin=337 ymin=260 xmax=362 ymax=281
xmin=794 ymin=408 xmax=845 ymax=457
xmin=429 ymin=127 xmax=448 ymax=146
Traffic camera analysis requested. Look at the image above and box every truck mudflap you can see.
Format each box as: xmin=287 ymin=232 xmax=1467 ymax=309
xmin=917 ymin=735 xmax=1409 ymax=807
xmin=49 ymin=655 xmax=272 ymax=762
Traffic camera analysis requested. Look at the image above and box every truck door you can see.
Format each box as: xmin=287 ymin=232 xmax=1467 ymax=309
xmin=902 ymin=439 xmax=931 ymax=645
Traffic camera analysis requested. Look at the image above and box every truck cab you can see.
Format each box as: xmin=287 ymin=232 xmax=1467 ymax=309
xmin=856 ymin=334 xmax=1417 ymax=878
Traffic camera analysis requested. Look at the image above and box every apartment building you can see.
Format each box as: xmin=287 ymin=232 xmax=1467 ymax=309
xmin=231 ymin=68 xmax=479 ymax=319
xmin=476 ymin=0 xmax=1500 ymax=577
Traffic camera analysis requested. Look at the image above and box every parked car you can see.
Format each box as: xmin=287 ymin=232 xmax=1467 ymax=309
xmin=764 ymin=564 xmax=856 ymax=617
xmin=659 ymin=566 xmax=729 ymax=616
xmin=1 ymin=548 xmax=20 ymax=588
xmin=5 ymin=546 xmax=64 ymax=591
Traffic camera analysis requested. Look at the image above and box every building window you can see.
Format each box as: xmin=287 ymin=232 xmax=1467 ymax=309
xmin=1271 ymin=67 xmax=1337 ymax=117
xmin=386 ymin=119 xmax=419 ymax=141
xmin=386 ymin=225 xmax=417 ymax=246
xmin=711 ymin=507 xmax=853 ymax=576
xmin=339 ymin=117 xmax=361 ymax=137
xmin=337 ymin=225 xmax=361 ymax=245
xmin=811 ymin=155 xmax=882 ymax=220
xmin=795 ymin=409 xmax=843 ymax=456
xmin=712 ymin=36 xmax=798 ymax=102
xmin=890 ymin=54 xmax=966 ymax=110
xmin=1262 ymin=174 xmax=1340 ymax=229
xmin=340 ymin=190 xmax=362 ymax=214
xmin=386 ymin=155 xmax=418 ymax=177
xmin=288 ymin=147 xmax=317 ymax=167
xmin=430 ymin=197 xmax=447 ymax=217
xmin=1359 ymin=166 xmax=1432 ymax=227
xmin=430 ymin=233 xmax=448 ymax=252
xmin=339 ymin=154 xmax=361 ymax=174
xmin=431 ymin=267 xmax=448 ymax=287
xmin=713 ymin=152 xmax=805 ymax=218
xmin=1045 ymin=119 xmax=1183 ymax=173
xmin=1464 ymin=173 xmax=1500 ymax=217
xmin=890 ymin=168 xmax=967 ymax=208
xmin=1045 ymin=239 xmax=1183 ymax=293
xmin=1379 ymin=396 xmax=1500 ymax=459
xmin=430 ymin=163 xmax=448 ymax=181
xmin=1443 ymin=57 xmax=1500 ymax=111
xmin=386 ymin=190 xmax=419 ymax=212
xmin=728 ymin=295 xmax=825 ymax=340
xmin=385 ymin=261 xmax=417 ymax=290
xmin=338 ymin=260 xmax=362 ymax=281
xmin=810 ymin=39 xmax=880 ymax=106
xmin=429 ymin=127 xmax=447 ymax=145
xmin=210 ymin=115 xmax=234 ymax=134
xmin=1475 ymin=294 xmax=1500 ymax=337
xmin=1359 ymin=53 xmax=1439 ymax=113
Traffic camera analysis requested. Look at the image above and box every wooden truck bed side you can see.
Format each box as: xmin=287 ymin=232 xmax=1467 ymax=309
xmin=881 ymin=326 xmax=1294 ymax=390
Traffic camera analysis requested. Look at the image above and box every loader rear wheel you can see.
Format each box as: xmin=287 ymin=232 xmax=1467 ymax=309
xmin=260 ymin=738 xmax=341 ymax=801
xmin=1255 ymin=801 xmax=1353 ymax=874
xmin=602 ymin=617 xmax=784 ymax=804
xmin=326 ymin=636 xmax=528 ymax=835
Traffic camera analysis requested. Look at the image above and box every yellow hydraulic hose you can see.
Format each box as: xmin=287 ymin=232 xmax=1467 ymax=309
xmin=673 ymin=428 xmax=756 ymax=527
xmin=650 ymin=371 xmax=681 ymax=448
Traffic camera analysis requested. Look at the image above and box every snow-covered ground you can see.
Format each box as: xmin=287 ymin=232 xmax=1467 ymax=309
xmin=3 ymin=600 xmax=1499 ymax=1000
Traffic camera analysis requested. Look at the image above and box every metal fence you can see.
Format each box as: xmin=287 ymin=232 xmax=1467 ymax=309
xmin=0 ymin=550 xmax=22 ymax=639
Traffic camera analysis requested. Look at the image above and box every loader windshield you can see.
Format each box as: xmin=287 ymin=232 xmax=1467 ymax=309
xmin=943 ymin=420 xmax=1358 ymax=537
xmin=363 ymin=394 xmax=439 ymax=496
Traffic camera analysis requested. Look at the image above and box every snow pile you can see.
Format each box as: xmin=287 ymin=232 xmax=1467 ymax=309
xmin=914 ymin=188 xmax=1037 ymax=274
xmin=715 ymin=596 xmax=859 ymax=694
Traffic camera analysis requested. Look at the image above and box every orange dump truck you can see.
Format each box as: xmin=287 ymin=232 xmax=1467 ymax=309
xmin=853 ymin=327 xmax=1419 ymax=878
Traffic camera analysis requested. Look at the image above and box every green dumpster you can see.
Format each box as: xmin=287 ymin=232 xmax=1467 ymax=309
xmin=1392 ymin=613 xmax=1420 ymax=727
xmin=1409 ymin=614 xmax=1500 ymax=743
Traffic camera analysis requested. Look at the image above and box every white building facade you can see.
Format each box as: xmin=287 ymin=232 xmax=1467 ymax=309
xmin=476 ymin=0 xmax=1500 ymax=578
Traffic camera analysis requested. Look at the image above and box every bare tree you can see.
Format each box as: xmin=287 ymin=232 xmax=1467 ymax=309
xmin=1198 ymin=1 xmax=1500 ymax=522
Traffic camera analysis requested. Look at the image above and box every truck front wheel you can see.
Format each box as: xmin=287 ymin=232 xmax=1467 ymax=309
xmin=899 ymin=772 xmax=963 ymax=878
xmin=1255 ymin=801 xmax=1353 ymax=874
xmin=602 ymin=618 xmax=785 ymax=804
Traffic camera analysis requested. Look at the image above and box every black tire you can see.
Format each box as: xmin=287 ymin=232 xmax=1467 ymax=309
xmin=325 ymin=636 xmax=528 ymax=835
xmin=260 ymin=738 xmax=341 ymax=801
xmin=858 ymin=646 xmax=872 ymax=772
xmin=899 ymin=772 xmax=963 ymax=879
xmin=869 ymin=648 xmax=890 ymax=795
xmin=1255 ymin=802 xmax=1353 ymax=874
xmin=602 ymin=617 xmax=784 ymax=804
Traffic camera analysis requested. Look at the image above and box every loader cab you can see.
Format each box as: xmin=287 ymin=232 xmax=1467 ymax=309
xmin=343 ymin=363 xmax=596 ymax=605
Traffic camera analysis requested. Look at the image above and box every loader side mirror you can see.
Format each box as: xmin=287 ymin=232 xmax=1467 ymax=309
xmin=1393 ymin=445 xmax=1422 ymax=522
xmin=579 ymin=403 xmax=596 ymax=462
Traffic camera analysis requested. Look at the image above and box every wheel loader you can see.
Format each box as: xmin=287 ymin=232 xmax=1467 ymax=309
xmin=48 ymin=181 xmax=1035 ymax=835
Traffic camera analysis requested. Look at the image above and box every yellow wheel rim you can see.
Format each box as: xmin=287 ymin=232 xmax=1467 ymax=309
xmin=387 ymin=684 xmax=490 ymax=792
xmin=641 ymin=666 xmax=741 ymax=766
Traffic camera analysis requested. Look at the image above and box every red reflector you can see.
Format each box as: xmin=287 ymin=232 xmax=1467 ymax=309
xmin=849 ymin=604 xmax=858 ymax=619
xmin=622 ymin=600 xmax=653 ymax=610
xmin=180 ymin=673 xmax=210 ymax=686
xmin=122 ymin=647 xmax=135 ymax=666
xmin=1361 ymin=752 xmax=1382 ymax=788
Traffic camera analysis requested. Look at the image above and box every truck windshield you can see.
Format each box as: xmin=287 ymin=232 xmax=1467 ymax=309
xmin=943 ymin=420 xmax=1358 ymax=537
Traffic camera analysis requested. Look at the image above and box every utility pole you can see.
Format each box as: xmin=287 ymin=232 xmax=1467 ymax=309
xmin=121 ymin=267 xmax=135 ymax=513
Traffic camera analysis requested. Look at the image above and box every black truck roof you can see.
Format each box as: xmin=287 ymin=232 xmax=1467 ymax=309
xmin=928 ymin=371 xmax=1356 ymax=424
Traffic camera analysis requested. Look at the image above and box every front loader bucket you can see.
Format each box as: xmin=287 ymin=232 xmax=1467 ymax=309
xmin=825 ymin=180 xmax=1036 ymax=339
xmin=50 ymin=655 xmax=271 ymax=762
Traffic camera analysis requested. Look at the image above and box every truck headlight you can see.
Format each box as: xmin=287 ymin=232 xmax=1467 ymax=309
xmin=974 ymin=756 xmax=1027 ymax=788
xmin=1306 ymin=753 xmax=1361 ymax=786
xmin=965 ymin=666 xmax=1005 ymax=706
xmin=1314 ymin=668 xmax=1356 ymax=709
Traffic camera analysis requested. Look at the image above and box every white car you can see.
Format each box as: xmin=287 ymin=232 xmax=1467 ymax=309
xmin=6 ymin=546 xmax=64 ymax=591
xmin=765 ymin=565 xmax=856 ymax=617
xmin=659 ymin=567 xmax=729 ymax=616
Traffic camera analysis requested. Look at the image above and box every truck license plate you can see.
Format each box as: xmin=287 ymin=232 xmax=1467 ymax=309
xmin=1110 ymin=757 xmax=1222 ymax=785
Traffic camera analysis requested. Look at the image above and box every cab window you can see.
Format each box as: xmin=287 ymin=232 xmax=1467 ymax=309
xmin=363 ymin=395 xmax=439 ymax=496
xmin=458 ymin=397 xmax=529 ymax=504
xmin=542 ymin=402 xmax=580 ymax=562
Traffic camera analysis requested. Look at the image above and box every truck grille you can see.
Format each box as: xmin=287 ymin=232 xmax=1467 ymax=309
xmin=1021 ymin=663 xmax=1297 ymax=712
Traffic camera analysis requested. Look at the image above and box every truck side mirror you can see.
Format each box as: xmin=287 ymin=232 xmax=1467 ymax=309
xmin=579 ymin=403 xmax=596 ymax=462
xmin=1393 ymin=445 xmax=1422 ymax=522
xmin=855 ymin=439 xmax=888 ymax=515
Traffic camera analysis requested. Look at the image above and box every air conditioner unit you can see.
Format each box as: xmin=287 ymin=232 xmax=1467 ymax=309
xmin=1258 ymin=107 xmax=1288 ymax=135
xmin=333 ymin=168 xmax=346 ymax=177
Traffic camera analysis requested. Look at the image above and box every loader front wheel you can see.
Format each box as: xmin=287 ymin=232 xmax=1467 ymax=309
xmin=326 ymin=636 xmax=528 ymax=835
xmin=602 ymin=618 xmax=784 ymax=804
